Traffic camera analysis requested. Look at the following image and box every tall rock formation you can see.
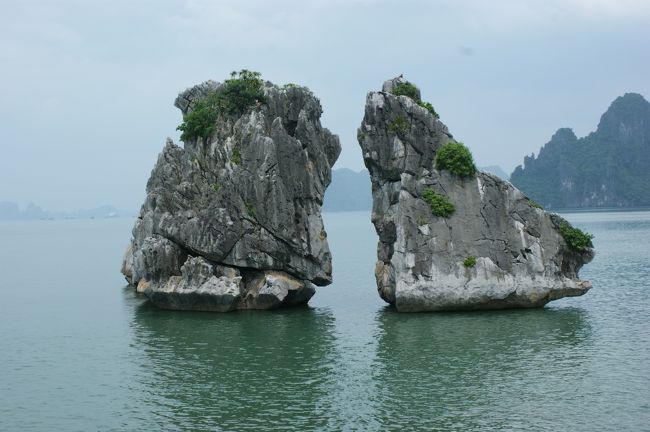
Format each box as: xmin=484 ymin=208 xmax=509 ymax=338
xmin=511 ymin=93 xmax=650 ymax=208
xmin=358 ymin=77 xmax=594 ymax=312
xmin=122 ymin=73 xmax=340 ymax=311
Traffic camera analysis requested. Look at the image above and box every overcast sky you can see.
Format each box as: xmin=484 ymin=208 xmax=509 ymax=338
xmin=1 ymin=0 xmax=649 ymax=211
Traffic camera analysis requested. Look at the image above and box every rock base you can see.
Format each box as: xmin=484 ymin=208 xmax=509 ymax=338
xmin=135 ymin=256 xmax=315 ymax=312
xmin=393 ymin=277 xmax=592 ymax=312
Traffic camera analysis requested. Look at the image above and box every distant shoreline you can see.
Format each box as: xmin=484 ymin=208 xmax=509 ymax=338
xmin=323 ymin=206 xmax=650 ymax=214
xmin=552 ymin=206 xmax=650 ymax=213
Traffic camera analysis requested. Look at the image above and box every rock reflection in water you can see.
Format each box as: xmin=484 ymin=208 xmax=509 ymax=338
xmin=130 ymin=301 xmax=338 ymax=431
xmin=372 ymin=307 xmax=591 ymax=431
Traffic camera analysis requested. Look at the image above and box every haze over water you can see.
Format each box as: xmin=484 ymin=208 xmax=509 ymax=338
xmin=1 ymin=210 xmax=649 ymax=431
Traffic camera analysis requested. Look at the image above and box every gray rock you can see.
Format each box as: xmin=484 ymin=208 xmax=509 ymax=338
xmin=381 ymin=76 xmax=420 ymax=101
xmin=122 ymin=79 xmax=340 ymax=311
xmin=142 ymin=256 xmax=243 ymax=312
xmin=120 ymin=244 xmax=133 ymax=283
xmin=358 ymin=77 xmax=594 ymax=312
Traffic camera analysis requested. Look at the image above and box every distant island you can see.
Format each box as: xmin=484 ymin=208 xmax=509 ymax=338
xmin=511 ymin=93 xmax=650 ymax=208
xmin=323 ymin=165 xmax=508 ymax=212
xmin=0 ymin=201 xmax=135 ymax=220
xmin=323 ymin=168 xmax=372 ymax=211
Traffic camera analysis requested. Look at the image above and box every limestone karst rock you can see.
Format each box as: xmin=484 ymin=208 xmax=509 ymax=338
xmin=122 ymin=74 xmax=341 ymax=311
xmin=358 ymin=77 xmax=594 ymax=312
xmin=510 ymin=93 xmax=650 ymax=208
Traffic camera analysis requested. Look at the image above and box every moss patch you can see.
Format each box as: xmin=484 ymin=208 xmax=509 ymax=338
xmin=231 ymin=147 xmax=242 ymax=165
xmin=422 ymin=187 xmax=455 ymax=217
xmin=388 ymin=115 xmax=409 ymax=135
xmin=245 ymin=202 xmax=256 ymax=219
xmin=463 ymin=256 xmax=477 ymax=268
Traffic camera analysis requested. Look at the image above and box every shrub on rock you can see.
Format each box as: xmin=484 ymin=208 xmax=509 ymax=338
xmin=392 ymin=81 xmax=440 ymax=119
xmin=177 ymin=70 xmax=266 ymax=142
xmin=559 ymin=223 xmax=594 ymax=251
xmin=422 ymin=187 xmax=455 ymax=217
xmin=435 ymin=142 xmax=477 ymax=177
xmin=392 ymin=82 xmax=420 ymax=100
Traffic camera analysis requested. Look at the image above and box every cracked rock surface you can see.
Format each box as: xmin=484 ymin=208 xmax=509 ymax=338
xmin=358 ymin=77 xmax=594 ymax=312
xmin=122 ymin=80 xmax=340 ymax=311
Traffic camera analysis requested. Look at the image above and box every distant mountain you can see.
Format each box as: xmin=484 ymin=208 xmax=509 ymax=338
xmin=323 ymin=168 xmax=372 ymax=211
xmin=0 ymin=202 xmax=49 ymax=220
xmin=510 ymin=93 xmax=650 ymax=208
xmin=479 ymin=165 xmax=509 ymax=181
xmin=0 ymin=202 xmax=135 ymax=220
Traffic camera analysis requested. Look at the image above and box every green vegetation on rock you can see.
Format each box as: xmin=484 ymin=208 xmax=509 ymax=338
xmin=559 ymin=223 xmax=594 ymax=251
xmin=392 ymin=82 xmax=420 ymax=100
xmin=391 ymin=81 xmax=440 ymax=119
xmin=282 ymin=82 xmax=311 ymax=94
xmin=245 ymin=202 xmax=257 ymax=218
xmin=435 ymin=142 xmax=477 ymax=177
xmin=231 ymin=147 xmax=242 ymax=165
xmin=176 ymin=91 xmax=221 ymax=142
xmin=529 ymin=200 xmax=544 ymax=209
xmin=388 ymin=115 xmax=409 ymax=135
xmin=422 ymin=187 xmax=455 ymax=217
xmin=177 ymin=70 xmax=266 ymax=142
xmin=417 ymin=101 xmax=439 ymax=119
xmin=463 ymin=256 xmax=477 ymax=268
xmin=219 ymin=70 xmax=266 ymax=114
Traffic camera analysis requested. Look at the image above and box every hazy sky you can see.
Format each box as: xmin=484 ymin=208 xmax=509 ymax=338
xmin=1 ymin=0 xmax=649 ymax=211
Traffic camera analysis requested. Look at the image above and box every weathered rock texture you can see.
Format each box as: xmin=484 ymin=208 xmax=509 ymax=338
xmin=122 ymin=80 xmax=340 ymax=311
xmin=358 ymin=77 xmax=594 ymax=312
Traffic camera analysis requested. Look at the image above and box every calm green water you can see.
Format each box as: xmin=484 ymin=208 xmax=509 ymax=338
xmin=1 ymin=210 xmax=649 ymax=431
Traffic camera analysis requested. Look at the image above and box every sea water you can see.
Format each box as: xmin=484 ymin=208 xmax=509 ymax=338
xmin=1 ymin=210 xmax=649 ymax=431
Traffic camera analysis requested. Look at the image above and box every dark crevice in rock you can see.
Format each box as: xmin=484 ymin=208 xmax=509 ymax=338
xmin=284 ymin=119 xmax=298 ymax=137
